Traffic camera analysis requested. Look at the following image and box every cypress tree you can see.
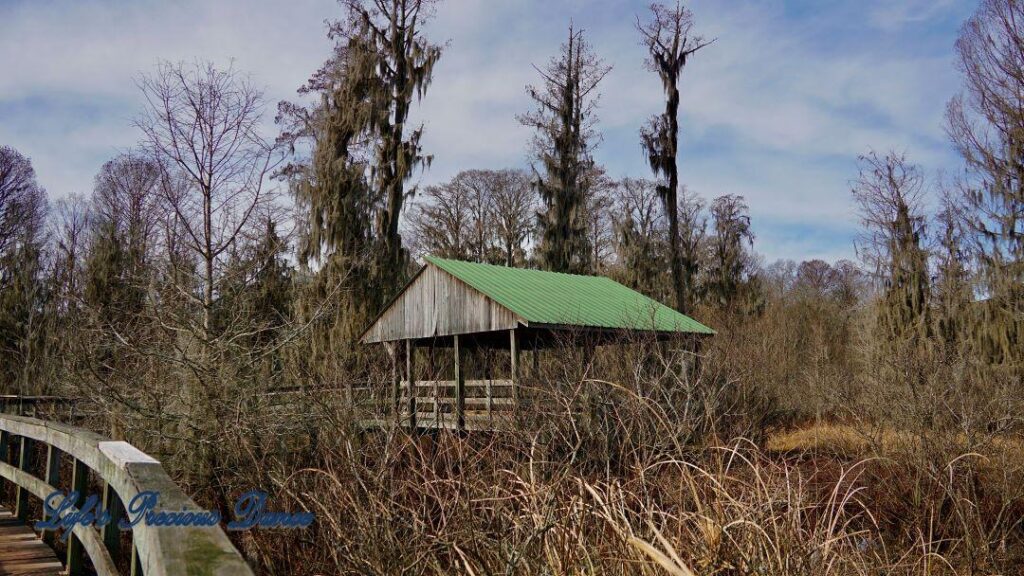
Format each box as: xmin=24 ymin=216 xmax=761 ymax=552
xmin=519 ymin=24 xmax=610 ymax=274
xmin=637 ymin=1 xmax=712 ymax=312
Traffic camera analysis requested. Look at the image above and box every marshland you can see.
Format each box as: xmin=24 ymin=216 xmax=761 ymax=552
xmin=1 ymin=0 xmax=1022 ymax=574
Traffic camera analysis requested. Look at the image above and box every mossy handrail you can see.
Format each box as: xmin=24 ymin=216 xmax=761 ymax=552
xmin=0 ymin=413 xmax=253 ymax=576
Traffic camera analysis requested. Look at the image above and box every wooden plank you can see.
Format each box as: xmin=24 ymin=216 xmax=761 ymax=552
xmin=362 ymin=263 xmax=521 ymax=343
xmin=0 ymin=505 xmax=62 ymax=576
xmin=0 ymin=414 xmax=251 ymax=576
xmin=0 ymin=430 xmax=8 ymax=495
xmin=454 ymin=334 xmax=464 ymax=431
xmin=510 ymin=329 xmax=519 ymax=403
xmin=400 ymin=379 xmax=512 ymax=389
xmin=406 ymin=340 xmax=416 ymax=429
xmin=40 ymin=446 xmax=59 ymax=547
xmin=14 ymin=437 xmax=28 ymax=521
xmin=388 ymin=343 xmax=399 ymax=424
xmin=66 ymin=458 xmax=87 ymax=576
xmin=101 ymin=481 xmax=122 ymax=564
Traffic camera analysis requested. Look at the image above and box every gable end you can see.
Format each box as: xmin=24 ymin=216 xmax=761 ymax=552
xmin=361 ymin=263 xmax=522 ymax=343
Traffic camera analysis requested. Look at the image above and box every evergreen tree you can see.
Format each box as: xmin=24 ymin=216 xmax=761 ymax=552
xmin=249 ymin=217 xmax=293 ymax=354
xmin=613 ymin=177 xmax=668 ymax=299
xmin=519 ymin=24 xmax=610 ymax=274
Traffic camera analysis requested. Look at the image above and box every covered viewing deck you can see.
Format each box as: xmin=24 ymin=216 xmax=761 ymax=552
xmin=360 ymin=256 xmax=714 ymax=431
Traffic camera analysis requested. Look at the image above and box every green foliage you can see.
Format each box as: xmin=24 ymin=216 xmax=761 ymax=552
xmin=519 ymin=25 xmax=610 ymax=274
xmin=0 ymin=236 xmax=49 ymax=392
xmin=284 ymin=0 xmax=442 ymax=354
xmin=879 ymin=200 xmax=931 ymax=343
xmin=852 ymin=151 xmax=931 ymax=347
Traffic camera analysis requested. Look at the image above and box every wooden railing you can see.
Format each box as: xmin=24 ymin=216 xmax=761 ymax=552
xmin=398 ymin=379 xmax=515 ymax=430
xmin=0 ymin=395 xmax=78 ymax=419
xmin=0 ymin=413 xmax=253 ymax=575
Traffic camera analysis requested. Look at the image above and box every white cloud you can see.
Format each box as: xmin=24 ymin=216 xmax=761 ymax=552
xmin=0 ymin=0 xmax=970 ymax=263
xmin=868 ymin=0 xmax=961 ymax=31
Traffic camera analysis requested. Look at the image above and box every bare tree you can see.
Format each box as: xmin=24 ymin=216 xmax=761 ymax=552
xmin=407 ymin=169 xmax=536 ymax=266
xmin=455 ymin=170 xmax=499 ymax=262
xmin=488 ymin=169 xmax=535 ymax=267
xmin=93 ymin=152 xmax=162 ymax=263
xmin=584 ymin=168 xmax=616 ymax=273
xmin=134 ymin=61 xmax=283 ymax=517
xmin=0 ymin=147 xmax=48 ymax=394
xmin=707 ymin=194 xmax=754 ymax=310
xmin=51 ymin=194 xmax=91 ymax=305
xmin=407 ymin=178 xmax=473 ymax=260
xmin=677 ymin=186 xmax=707 ymax=310
xmin=613 ymin=177 xmax=667 ymax=297
xmin=637 ymin=2 xmax=712 ymax=312
xmin=0 ymin=146 xmax=47 ymax=258
xmin=136 ymin=61 xmax=281 ymax=343
xmin=794 ymin=259 xmax=835 ymax=295
xmin=946 ymin=0 xmax=1024 ymax=365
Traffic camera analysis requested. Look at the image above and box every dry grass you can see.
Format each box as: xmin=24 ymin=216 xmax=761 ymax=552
xmin=768 ymin=422 xmax=1024 ymax=466
xmin=234 ymin=424 xmax=1024 ymax=575
xmin=223 ymin=336 xmax=1024 ymax=576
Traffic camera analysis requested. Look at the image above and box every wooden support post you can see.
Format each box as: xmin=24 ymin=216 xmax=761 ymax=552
xmin=102 ymin=480 xmax=124 ymax=563
xmin=510 ymin=329 xmax=520 ymax=404
xmin=430 ymin=345 xmax=439 ymax=425
xmin=406 ymin=339 xmax=416 ymax=429
xmin=14 ymin=436 xmax=29 ymax=520
xmin=388 ymin=343 xmax=400 ymax=425
xmin=42 ymin=445 xmax=61 ymax=545
xmin=66 ymin=458 xmax=88 ymax=576
xmin=483 ymin=347 xmax=492 ymax=422
xmin=0 ymin=430 xmax=8 ymax=493
xmin=454 ymin=334 xmax=464 ymax=431
xmin=532 ymin=335 xmax=539 ymax=377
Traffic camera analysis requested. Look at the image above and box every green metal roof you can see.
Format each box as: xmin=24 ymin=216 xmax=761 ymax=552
xmin=425 ymin=256 xmax=714 ymax=335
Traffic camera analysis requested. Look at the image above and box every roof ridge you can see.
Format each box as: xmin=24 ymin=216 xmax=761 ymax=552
xmin=425 ymin=255 xmax=620 ymax=282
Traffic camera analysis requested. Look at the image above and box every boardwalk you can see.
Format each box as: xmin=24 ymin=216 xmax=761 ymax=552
xmin=0 ymin=413 xmax=253 ymax=575
xmin=0 ymin=506 xmax=61 ymax=576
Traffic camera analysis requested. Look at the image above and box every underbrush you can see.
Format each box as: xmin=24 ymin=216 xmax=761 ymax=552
xmin=117 ymin=323 xmax=1024 ymax=575
xmin=236 ymin=426 xmax=1024 ymax=575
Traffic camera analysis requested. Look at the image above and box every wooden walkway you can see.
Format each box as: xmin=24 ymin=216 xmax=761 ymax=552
xmin=0 ymin=506 xmax=62 ymax=576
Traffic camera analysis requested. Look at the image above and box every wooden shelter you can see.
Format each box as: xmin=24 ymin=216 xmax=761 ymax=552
xmin=360 ymin=256 xmax=714 ymax=430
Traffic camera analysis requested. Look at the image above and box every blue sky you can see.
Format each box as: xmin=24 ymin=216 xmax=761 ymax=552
xmin=0 ymin=0 xmax=977 ymax=263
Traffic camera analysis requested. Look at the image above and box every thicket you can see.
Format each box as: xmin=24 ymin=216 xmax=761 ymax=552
xmin=1 ymin=0 xmax=1022 ymax=574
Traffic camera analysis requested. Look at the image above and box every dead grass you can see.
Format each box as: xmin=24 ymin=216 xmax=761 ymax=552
xmin=767 ymin=422 xmax=1024 ymax=472
xmin=766 ymin=423 xmax=908 ymax=457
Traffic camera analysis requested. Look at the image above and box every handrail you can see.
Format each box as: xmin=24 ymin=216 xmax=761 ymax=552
xmin=0 ymin=414 xmax=253 ymax=576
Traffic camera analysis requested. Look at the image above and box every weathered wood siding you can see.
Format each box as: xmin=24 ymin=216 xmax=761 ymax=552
xmin=362 ymin=264 xmax=521 ymax=343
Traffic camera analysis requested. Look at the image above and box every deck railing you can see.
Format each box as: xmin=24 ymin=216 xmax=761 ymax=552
xmin=0 ymin=413 xmax=253 ymax=575
xmin=397 ymin=379 xmax=516 ymax=430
